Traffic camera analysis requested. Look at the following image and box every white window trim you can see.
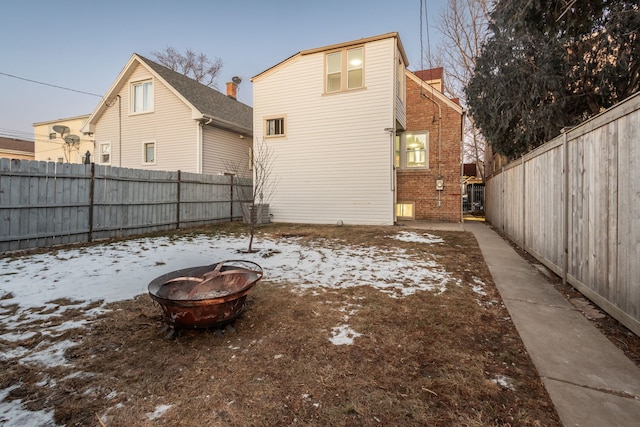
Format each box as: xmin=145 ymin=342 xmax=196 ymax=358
xmin=264 ymin=115 xmax=286 ymax=139
xmin=397 ymin=131 xmax=429 ymax=170
xmin=324 ymin=46 xmax=365 ymax=94
xmin=99 ymin=142 xmax=111 ymax=165
xmin=130 ymin=79 xmax=154 ymax=115
xmin=142 ymin=140 xmax=156 ymax=165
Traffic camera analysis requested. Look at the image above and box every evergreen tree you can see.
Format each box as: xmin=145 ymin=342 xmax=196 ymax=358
xmin=465 ymin=0 xmax=640 ymax=159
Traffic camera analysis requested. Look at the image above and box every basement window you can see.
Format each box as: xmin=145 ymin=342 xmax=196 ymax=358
xmin=396 ymin=203 xmax=415 ymax=219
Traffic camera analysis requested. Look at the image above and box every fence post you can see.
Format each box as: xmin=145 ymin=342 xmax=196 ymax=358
xmin=230 ymin=175 xmax=234 ymax=221
xmin=88 ymin=163 xmax=95 ymax=242
xmin=522 ymin=155 xmax=526 ymax=247
xmin=177 ymin=170 xmax=181 ymax=229
xmin=562 ymin=131 xmax=569 ymax=284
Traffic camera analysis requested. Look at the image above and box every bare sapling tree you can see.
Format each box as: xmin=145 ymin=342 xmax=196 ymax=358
xmin=152 ymin=47 xmax=223 ymax=88
xmin=434 ymin=0 xmax=490 ymax=180
xmin=225 ymin=138 xmax=278 ymax=253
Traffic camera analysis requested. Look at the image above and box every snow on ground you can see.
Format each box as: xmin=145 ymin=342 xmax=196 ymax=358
xmin=0 ymin=230 xmax=459 ymax=425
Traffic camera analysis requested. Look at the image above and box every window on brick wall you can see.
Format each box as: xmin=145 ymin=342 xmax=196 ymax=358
xmin=395 ymin=131 xmax=429 ymax=169
xmin=396 ymin=202 xmax=415 ymax=219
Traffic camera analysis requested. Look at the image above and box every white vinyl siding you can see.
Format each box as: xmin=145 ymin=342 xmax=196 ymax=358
xmin=253 ymin=37 xmax=398 ymax=225
xmin=94 ymin=64 xmax=198 ymax=172
xmin=202 ymin=127 xmax=252 ymax=178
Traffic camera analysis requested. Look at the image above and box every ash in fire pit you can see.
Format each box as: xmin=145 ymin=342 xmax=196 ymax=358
xmin=148 ymin=260 xmax=263 ymax=331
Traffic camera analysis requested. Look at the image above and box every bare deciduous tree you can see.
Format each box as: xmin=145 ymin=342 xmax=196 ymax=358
xmin=152 ymin=47 xmax=223 ymax=88
xmin=434 ymin=0 xmax=491 ymax=180
xmin=225 ymin=138 xmax=278 ymax=253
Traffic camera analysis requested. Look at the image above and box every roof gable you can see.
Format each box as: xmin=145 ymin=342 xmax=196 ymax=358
xmin=83 ymin=54 xmax=252 ymax=135
xmin=406 ymin=69 xmax=463 ymax=114
xmin=252 ymin=32 xmax=409 ymax=82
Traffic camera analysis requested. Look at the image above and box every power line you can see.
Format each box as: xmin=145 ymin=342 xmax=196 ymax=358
xmin=0 ymin=71 xmax=102 ymax=97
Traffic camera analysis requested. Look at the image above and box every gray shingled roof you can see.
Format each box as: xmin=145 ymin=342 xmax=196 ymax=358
xmin=137 ymin=55 xmax=252 ymax=135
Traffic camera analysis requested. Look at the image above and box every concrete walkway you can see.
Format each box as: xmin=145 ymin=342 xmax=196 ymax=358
xmin=463 ymin=222 xmax=640 ymax=427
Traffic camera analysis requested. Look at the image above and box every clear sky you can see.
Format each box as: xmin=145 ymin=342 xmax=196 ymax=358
xmin=0 ymin=0 xmax=447 ymax=141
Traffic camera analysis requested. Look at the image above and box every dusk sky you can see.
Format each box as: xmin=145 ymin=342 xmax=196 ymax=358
xmin=0 ymin=0 xmax=447 ymax=142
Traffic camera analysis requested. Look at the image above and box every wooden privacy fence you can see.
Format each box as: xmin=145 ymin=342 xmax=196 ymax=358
xmin=0 ymin=160 xmax=252 ymax=253
xmin=486 ymin=92 xmax=640 ymax=336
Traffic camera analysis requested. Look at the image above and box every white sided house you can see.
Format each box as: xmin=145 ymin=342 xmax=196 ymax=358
xmin=252 ymin=33 xmax=408 ymax=225
xmin=82 ymin=54 xmax=252 ymax=175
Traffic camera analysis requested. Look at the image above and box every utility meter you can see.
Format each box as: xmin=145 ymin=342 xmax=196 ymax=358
xmin=436 ymin=178 xmax=444 ymax=191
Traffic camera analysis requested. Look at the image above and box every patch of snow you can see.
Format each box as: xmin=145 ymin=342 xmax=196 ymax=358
xmin=387 ymin=231 xmax=444 ymax=244
xmin=0 ymin=385 xmax=59 ymax=427
xmin=19 ymin=340 xmax=76 ymax=367
xmin=0 ymin=331 xmax=37 ymax=342
xmin=146 ymin=404 xmax=173 ymax=420
xmin=329 ymin=325 xmax=362 ymax=345
xmin=491 ymin=374 xmax=516 ymax=390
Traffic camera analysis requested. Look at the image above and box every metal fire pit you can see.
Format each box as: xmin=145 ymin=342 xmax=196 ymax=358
xmin=148 ymin=260 xmax=263 ymax=329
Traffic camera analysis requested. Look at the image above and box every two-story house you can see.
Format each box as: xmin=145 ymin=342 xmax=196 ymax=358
xmin=33 ymin=114 xmax=92 ymax=163
xmin=397 ymin=68 xmax=463 ymax=222
xmin=252 ymin=33 xmax=409 ymax=225
xmin=81 ymin=54 xmax=252 ymax=176
xmin=251 ymin=33 xmax=463 ymax=225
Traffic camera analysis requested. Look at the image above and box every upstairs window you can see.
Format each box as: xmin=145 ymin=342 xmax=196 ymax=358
xmin=131 ymin=80 xmax=153 ymax=113
xmin=396 ymin=131 xmax=429 ymax=169
xmin=265 ymin=116 xmax=285 ymax=137
xmin=405 ymin=133 xmax=428 ymax=168
xmin=325 ymin=47 xmax=363 ymax=93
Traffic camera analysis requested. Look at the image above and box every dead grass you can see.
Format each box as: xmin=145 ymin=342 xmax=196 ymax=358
xmin=0 ymin=223 xmax=561 ymax=426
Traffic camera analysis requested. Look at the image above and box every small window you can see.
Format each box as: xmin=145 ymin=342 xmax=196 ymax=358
xmin=99 ymin=142 xmax=111 ymax=164
xmin=396 ymin=132 xmax=429 ymax=169
xmin=265 ymin=117 xmax=285 ymax=137
xmin=325 ymin=46 xmax=364 ymax=93
xmin=143 ymin=141 xmax=156 ymax=164
xmin=131 ymin=80 xmax=153 ymax=113
xmin=49 ymin=132 xmax=56 ymax=140
xmin=396 ymin=203 xmax=415 ymax=219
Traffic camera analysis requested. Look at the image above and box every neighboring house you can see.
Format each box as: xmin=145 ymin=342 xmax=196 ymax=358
xmin=252 ymin=33 xmax=409 ymax=225
xmin=81 ymin=54 xmax=252 ymax=175
xmin=251 ymin=33 xmax=463 ymax=225
xmin=33 ymin=115 xmax=92 ymax=163
xmin=0 ymin=136 xmax=34 ymax=160
xmin=398 ymin=69 xmax=463 ymax=222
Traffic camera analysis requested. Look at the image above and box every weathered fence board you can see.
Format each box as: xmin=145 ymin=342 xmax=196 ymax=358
xmin=0 ymin=161 xmax=251 ymax=252
xmin=486 ymin=92 xmax=640 ymax=336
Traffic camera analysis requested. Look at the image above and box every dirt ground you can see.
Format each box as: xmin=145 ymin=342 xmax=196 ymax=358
xmin=0 ymin=222 xmax=609 ymax=426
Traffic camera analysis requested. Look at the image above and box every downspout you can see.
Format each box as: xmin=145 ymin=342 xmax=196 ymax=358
xmin=198 ymin=116 xmax=213 ymax=174
xmin=420 ymin=86 xmax=442 ymax=207
xmin=460 ymin=109 xmax=467 ymax=222
xmin=118 ymin=95 xmax=122 ymax=166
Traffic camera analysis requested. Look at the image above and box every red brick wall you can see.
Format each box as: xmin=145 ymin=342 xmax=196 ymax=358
xmin=397 ymin=76 xmax=462 ymax=222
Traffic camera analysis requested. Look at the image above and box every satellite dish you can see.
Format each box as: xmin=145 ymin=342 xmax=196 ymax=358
xmin=232 ymin=76 xmax=242 ymax=85
xmin=64 ymin=135 xmax=80 ymax=145
xmin=52 ymin=125 xmax=70 ymax=135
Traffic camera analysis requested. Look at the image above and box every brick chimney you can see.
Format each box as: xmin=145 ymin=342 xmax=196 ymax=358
xmin=226 ymin=81 xmax=238 ymax=100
